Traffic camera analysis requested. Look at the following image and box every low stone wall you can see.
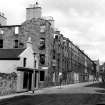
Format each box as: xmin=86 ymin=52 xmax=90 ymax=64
xmin=0 ymin=79 xmax=17 ymax=96
xmin=0 ymin=72 xmax=17 ymax=96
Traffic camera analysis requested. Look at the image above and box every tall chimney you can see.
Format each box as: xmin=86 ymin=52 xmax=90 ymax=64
xmin=26 ymin=2 xmax=42 ymax=20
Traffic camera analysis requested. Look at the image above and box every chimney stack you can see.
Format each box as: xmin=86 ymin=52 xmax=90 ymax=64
xmin=26 ymin=2 xmax=42 ymax=20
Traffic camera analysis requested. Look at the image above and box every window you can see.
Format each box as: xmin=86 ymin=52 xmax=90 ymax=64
xmin=53 ymin=50 xmax=55 ymax=59
xmin=40 ymin=54 xmax=45 ymax=65
xmin=40 ymin=26 xmax=46 ymax=33
xmin=0 ymin=39 xmax=3 ymax=48
xmin=23 ymin=58 xmax=26 ymax=67
xmin=40 ymin=71 xmax=45 ymax=81
xmin=14 ymin=40 xmax=18 ymax=48
xmin=0 ymin=30 xmax=4 ymax=34
xmin=15 ymin=27 xmax=19 ymax=34
xmin=19 ymin=42 xmax=24 ymax=48
xmin=39 ymin=38 xmax=45 ymax=50
xmin=55 ymin=35 xmax=58 ymax=39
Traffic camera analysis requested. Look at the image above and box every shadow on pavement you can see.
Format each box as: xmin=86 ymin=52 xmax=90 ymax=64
xmin=85 ymin=82 xmax=105 ymax=88
xmin=95 ymin=90 xmax=105 ymax=93
xmin=85 ymin=82 xmax=105 ymax=94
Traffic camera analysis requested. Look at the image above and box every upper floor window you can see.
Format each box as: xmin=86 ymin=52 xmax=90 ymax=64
xmin=14 ymin=40 xmax=18 ymax=48
xmin=39 ymin=38 xmax=45 ymax=50
xmin=40 ymin=54 xmax=45 ymax=65
xmin=19 ymin=42 xmax=24 ymax=48
xmin=53 ymin=50 xmax=55 ymax=59
xmin=0 ymin=30 xmax=4 ymax=34
xmin=55 ymin=35 xmax=58 ymax=39
xmin=0 ymin=39 xmax=3 ymax=48
xmin=15 ymin=27 xmax=19 ymax=34
xmin=40 ymin=26 xmax=46 ymax=33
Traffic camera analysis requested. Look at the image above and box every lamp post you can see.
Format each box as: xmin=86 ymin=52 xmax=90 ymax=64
xmin=32 ymin=52 xmax=36 ymax=93
xmin=33 ymin=52 xmax=39 ymax=93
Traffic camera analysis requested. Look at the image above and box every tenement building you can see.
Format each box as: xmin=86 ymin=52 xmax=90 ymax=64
xmin=52 ymin=30 xmax=96 ymax=85
xmin=0 ymin=2 xmax=96 ymax=91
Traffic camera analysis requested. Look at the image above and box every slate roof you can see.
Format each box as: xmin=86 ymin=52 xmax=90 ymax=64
xmin=0 ymin=49 xmax=25 ymax=60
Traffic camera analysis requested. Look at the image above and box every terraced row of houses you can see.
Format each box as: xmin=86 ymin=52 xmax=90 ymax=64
xmin=0 ymin=2 xmax=97 ymax=93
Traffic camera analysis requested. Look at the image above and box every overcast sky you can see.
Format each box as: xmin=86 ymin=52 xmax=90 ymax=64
xmin=0 ymin=0 xmax=105 ymax=64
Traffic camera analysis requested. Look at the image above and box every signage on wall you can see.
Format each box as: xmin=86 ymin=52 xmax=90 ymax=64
xmin=41 ymin=67 xmax=48 ymax=70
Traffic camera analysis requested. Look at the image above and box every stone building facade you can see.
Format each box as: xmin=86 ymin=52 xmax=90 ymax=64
xmin=0 ymin=2 xmax=54 ymax=87
xmin=52 ymin=30 xmax=96 ymax=85
xmin=0 ymin=2 xmax=96 ymax=88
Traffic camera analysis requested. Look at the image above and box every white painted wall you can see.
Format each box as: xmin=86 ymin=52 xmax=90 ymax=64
xmin=0 ymin=60 xmax=21 ymax=73
xmin=0 ymin=47 xmax=38 ymax=73
xmin=19 ymin=47 xmax=38 ymax=69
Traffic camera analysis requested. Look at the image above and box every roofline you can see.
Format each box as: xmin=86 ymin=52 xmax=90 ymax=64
xmin=0 ymin=15 xmax=7 ymax=20
xmin=62 ymin=36 xmax=94 ymax=62
xmin=26 ymin=7 xmax=41 ymax=9
xmin=0 ymin=25 xmax=21 ymax=28
xmin=0 ymin=58 xmax=20 ymax=60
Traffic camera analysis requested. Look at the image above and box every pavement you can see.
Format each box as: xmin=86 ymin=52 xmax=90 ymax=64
xmin=0 ymin=81 xmax=100 ymax=100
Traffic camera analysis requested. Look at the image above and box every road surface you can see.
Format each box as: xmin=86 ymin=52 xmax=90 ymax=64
xmin=0 ymin=82 xmax=105 ymax=105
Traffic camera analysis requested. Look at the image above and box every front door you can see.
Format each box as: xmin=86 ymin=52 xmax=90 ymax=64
xmin=28 ymin=72 xmax=32 ymax=90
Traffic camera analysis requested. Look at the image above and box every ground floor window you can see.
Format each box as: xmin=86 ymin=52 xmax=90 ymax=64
xmin=40 ymin=71 xmax=45 ymax=81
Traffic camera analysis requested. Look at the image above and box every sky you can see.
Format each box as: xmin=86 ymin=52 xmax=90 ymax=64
xmin=0 ymin=0 xmax=105 ymax=64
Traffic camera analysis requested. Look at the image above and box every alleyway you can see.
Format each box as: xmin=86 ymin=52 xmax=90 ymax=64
xmin=0 ymin=81 xmax=105 ymax=105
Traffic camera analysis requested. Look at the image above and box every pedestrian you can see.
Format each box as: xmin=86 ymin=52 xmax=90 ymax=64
xmin=59 ymin=77 xmax=62 ymax=88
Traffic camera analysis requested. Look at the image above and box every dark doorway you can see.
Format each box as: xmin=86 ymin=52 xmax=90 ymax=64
xmin=23 ymin=71 xmax=32 ymax=90
xmin=28 ymin=72 xmax=32 ymax=90
xmin=34 ymin=71 xmax=39 ymax=88
xmin=34 ymin=72 xmax=37 ymax=88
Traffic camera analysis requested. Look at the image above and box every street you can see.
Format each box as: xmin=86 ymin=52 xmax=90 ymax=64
xmin=0 ymin=82 xmax=105 ymax=105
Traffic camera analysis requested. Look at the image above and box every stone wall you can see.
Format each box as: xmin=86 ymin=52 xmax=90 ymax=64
xmin=0 ymin=72 xmax=17 ymax=96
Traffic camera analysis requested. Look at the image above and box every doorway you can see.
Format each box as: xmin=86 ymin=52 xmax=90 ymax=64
xmin=23 ymin=71 xmax=32 ymax=90
xmin=34 ymin=71 xmax=39 ymax=88
xmin=28 ymin=72 xmax=32 ymax=90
